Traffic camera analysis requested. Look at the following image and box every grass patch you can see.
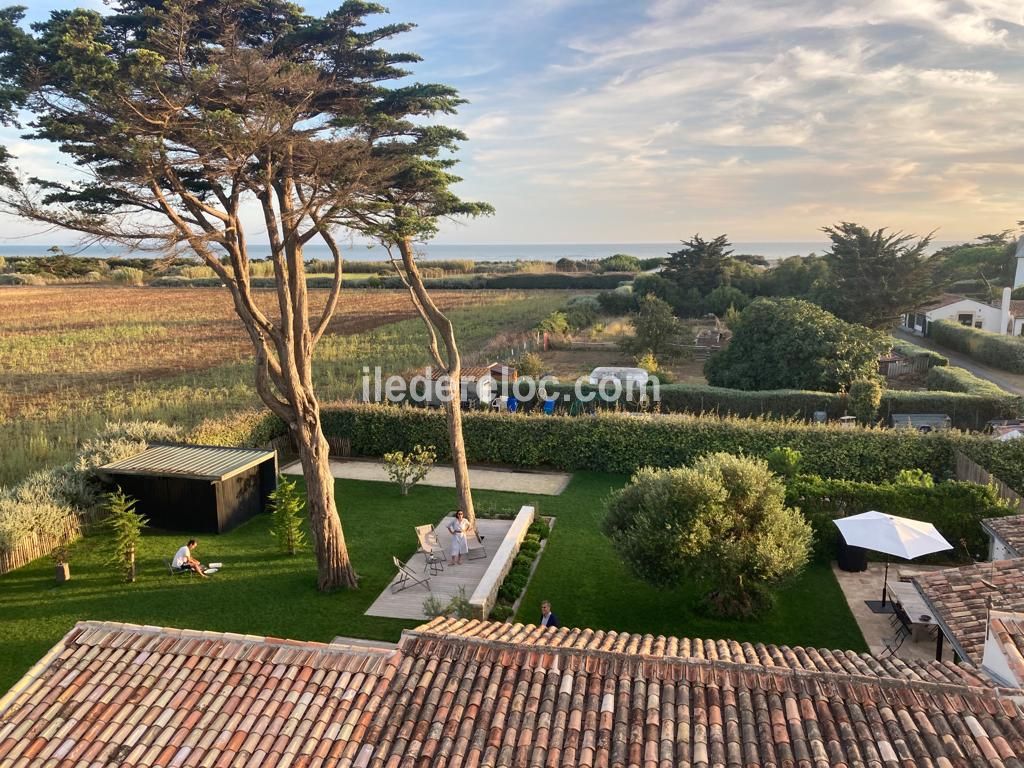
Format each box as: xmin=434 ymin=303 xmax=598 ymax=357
xmin=0 ymin=472 xmax=865 ymax=694
xmin=519 ymin=472 xmax=867 ymax=651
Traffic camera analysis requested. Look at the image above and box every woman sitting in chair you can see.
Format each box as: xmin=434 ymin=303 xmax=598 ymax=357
xmin=447 ymin=510 xmax=469 ymax=565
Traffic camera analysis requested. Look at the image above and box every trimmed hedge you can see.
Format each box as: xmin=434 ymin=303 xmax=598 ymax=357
xmin=540 ymin=381 xmax=1020 ymax=431
xmin=786 ymin=475 xmax=1015 ymax=562
xmin=931 ymin=320 xmax=1024 ymax=373
xmin=313 ymin=405 xmax=969 ymax=481
xmin=926 ymin=365 xmax=1008 ymax=397
xmin=148 ymin=272 xmax=631 ymax=291
xmin=891 ymin=338 xmax=947 ymax=367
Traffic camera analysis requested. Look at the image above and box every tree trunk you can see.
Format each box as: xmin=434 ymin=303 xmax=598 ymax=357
xmin=445 ymin=396 xmax=476 ymax=526
xmin=293 ymin=418 xmax=358 ymax=591
xmin=394 ymin=237 xmax=477 ymax=527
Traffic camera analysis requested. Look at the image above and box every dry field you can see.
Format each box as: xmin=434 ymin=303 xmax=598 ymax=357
xmin=0 ymin=285 xmax=567 ymax=484
xmin=0 ymin=286 xmax=497 ymax=417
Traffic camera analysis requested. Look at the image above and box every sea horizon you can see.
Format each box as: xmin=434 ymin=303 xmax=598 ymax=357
xmin=0 ymin=239 xmax=963 ymax=262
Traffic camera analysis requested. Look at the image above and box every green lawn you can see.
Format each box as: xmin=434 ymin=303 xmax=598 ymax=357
xmin=0 ymin=472 xmax=865 ymax=694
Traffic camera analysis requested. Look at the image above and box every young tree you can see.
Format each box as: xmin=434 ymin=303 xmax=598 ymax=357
xmin=815 ymin=222 xmax=940 ymax=328
xmin=604 ymin=453 xmax=812 ymax=618
xmin=0 ymin=2 xmax=455 ymax=590
xmin=268 ymin=477 xmax=306 ymax=556
xmin=383 ymin=444 xmax=437 ymax=496
xmin=662 ymin=234 xmax=735 ymax=296
xmin=704 ymin=298 xmax=886 ymax=392
xmin=623 ymin=294 xmax=679 ymax=356
xmin=103 ymin=489 xmax=147 ymax=583
xmin=338 ymin=108 xmax=492 ymax=526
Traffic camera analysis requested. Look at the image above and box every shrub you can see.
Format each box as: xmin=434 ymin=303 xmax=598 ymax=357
xmin=103 ymin=489 xmax=147 ymax=582
xmin=848 ymin=378 xmax=883 ymax=424
xmin=383 ymin=444 xmax=437 ymax=495
xmin=489 ymin=602 xmax=514 ymax=621
xmin=895 ymin=468 xmax=934 ymax=487
xmin=0 ymin=489 xmax=77 ymax=554
xmin=930 ymin=320 xmax=1024 ymax=373
xmin=517 ymin=352 xmax=545 ymax=378
xmin=315 ymin=404 xmax=969 ymax=481
xmin=564 ymin=296 xmax=600 ymax=330
xmin=786 ymin=475 xmax=1013 ymax=562
xmin=110 ymin=267 xmax=145 ymax=285
xmin=268 ymin=477 xmax=306 ymax=555
xmin=423 ymin=587 xmax=473 ymax=618
xmin=527 ymin=520 xmax=549 ymax=540
xmin=604 ymin=454 xmax=812 ymax=618
xmin=483 ymin=273 xmax=631 ymax=290
xmin=766 ymin=447 xmax=802 ymax=478
xmin=597 ymin=254 xmax=641 ymax=273
xmin=702 ymin=285 xmax=750 ymax=316
xmin=595 ymin=289 xmax=637 ymax=315
xmin=623 ymin=295 xmax=679 ymax=356
xmin=705 ymin=298 xmax=886 ymax=392
xmin=926 ymin=365 xmax=1007 ymax=397
xmin=891 ymin=338 xmax=947 ymax=367
xmin=634 ymin=351 xmax=673 ymax=384
xmin=0 ymin=272 xmax=47 ymax=285
xmin=537 ymin=311 xmax=570 ymax=335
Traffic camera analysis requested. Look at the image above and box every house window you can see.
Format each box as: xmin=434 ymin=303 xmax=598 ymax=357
xmin=975 ymin=320 xmax=984 ymax=329
xmin=957 ymin=313 xmax=974 ymax=326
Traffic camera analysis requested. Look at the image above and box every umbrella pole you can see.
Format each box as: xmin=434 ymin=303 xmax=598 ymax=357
xmin=881 ymin=557 xmax=889 ymax=607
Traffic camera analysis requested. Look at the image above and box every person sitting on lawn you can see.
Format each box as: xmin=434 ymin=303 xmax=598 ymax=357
xmin=172 ymin=539 xmax=207 ymax=577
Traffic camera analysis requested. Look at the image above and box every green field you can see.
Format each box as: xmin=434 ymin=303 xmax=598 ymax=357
xmin=0 ymin=473 xmax=865 ymax=694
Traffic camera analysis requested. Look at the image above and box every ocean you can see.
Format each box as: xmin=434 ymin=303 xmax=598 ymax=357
xmin=0 ymin=240 xmax=960 ymax=263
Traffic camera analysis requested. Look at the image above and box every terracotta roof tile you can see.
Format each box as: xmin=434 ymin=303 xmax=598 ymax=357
xmin=915 ymin=559 xmax=1024 ymax=664
xmin=984 ymin=514 xmax=1024 ymax=558
xmin=4 ymin=618 xmax=1024 ymax=766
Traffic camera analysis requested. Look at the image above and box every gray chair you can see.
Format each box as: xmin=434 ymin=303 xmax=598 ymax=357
xmin=165 ymin=558 xmax=192 ymax=577
xmin=391 ymin=556 xmax=431 ymax=593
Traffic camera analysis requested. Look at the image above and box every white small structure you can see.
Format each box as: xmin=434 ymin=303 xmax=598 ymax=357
xmin=982 ymin=610 xmax=1024 ymax=688
xmin=587 ymin=366 xmax=649 ymax=388
xmin=902 ymin=294 xmax=1004 ymax=335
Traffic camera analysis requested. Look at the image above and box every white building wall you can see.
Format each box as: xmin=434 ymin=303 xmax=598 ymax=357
xmin=926 ymin=299 xmax=1004 ymax=334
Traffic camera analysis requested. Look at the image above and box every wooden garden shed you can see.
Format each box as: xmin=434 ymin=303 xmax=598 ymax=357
xmin=99 ymin=445 xmax=278 ymax=534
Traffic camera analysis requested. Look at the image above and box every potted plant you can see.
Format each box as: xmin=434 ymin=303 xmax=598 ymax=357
xmin=52 ymin=545 xmax=70 ymax=584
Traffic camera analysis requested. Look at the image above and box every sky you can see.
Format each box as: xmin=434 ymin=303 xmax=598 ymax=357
xmin=5 ymin=0 xmax=1024 ymax=245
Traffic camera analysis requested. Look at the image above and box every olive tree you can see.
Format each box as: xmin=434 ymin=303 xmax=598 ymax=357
xmin=604 ymin=452 xmax=812 ymax=618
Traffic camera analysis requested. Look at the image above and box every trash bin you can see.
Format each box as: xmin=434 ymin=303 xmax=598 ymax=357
xmin=837 ymin=536 xmax=868 ymax=572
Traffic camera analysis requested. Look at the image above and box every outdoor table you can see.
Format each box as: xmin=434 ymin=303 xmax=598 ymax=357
xmin=887 ymin=581 xmax=936 ymax=643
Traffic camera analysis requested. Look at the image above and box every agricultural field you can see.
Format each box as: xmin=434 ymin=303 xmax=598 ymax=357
xmin=0 ymin=286 xmax=568 ymax=485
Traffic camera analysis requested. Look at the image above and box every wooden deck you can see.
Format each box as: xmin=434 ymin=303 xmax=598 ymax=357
xmin=365 ymin=517 xmax=514 ymax=620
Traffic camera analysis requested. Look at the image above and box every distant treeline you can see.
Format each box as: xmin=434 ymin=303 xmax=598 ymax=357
xmin=0 ymin=251 xmax=665 ymax=284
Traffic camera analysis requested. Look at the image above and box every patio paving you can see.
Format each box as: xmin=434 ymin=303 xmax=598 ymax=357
xmin=282 ymin=458 xmax=570 ymax=495
xmin=365 ymin=516 xmax=514 ymax=620
xmin=831 ymin=561 xmax=954 ymax=663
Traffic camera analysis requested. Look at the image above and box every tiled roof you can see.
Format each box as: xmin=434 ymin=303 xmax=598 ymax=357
xmin=919 ymin=292 xmax=971 ymax=311
xmin=0 ymin=621 xmax=397 ymax=767
xmin=4 ymin=618 xmax=1024 ymax=767
xmin=989 ymin=611 xmax=1024 ymax=686
xmin=915 ymin=559 xmax=1024 ymax=664
xmin=984 ymin=514 xmax=1024 ymax=557
xmin=419 ymin=618 xmax=992 ymax=687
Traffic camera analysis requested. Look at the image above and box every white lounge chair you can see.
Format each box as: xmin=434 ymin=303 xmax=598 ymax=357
xmin=414 ymin=525 xmax=445 ymax=575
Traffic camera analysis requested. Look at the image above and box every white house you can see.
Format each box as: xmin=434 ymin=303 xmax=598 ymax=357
xmin=901 ymin=293 xmax=1004 ymax=335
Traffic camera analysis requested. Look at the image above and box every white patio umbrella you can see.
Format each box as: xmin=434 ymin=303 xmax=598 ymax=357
xmin=833 ymin=511 xmax=953 ymax=607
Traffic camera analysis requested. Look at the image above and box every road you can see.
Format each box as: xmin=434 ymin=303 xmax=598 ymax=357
xmin=893 ymin=329 xmax=1024 ymax=396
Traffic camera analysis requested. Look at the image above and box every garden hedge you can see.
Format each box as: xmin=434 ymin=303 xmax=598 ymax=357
xmin=191 ymin=403 xmax=1024 ymax=491
xmin=541 ymin=381 xmax=1020 ymax=431
xmin=149 ymin=272 xmax=631 ymax=291
xmin=926 ymin=365 xmax=1008 ymax=397
xmin=786 ymin=475 xmax=1015 ymax=562
xmin=890 ymin=338 xmax=947 ymax=367
xmin=930 ymin=320 xmax=1024 ymax=373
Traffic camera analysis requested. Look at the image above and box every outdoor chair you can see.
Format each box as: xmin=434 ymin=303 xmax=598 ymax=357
xmin=507 ymin=396 xmax=519 ymax=413
xmin=414 ymin=524 xmax=445 ymax=575
xmin=391 ymin=556 xmax=431 ymax=593
xmin=165 ymin=559 xmax=193 ymax=577
xmin=542 ymin=398 xmax=556 ymax=416
xmin=466 ymin=520 xmax=487 ymax=561
xmin=881 ymin=623 xmax=909 ymax=657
